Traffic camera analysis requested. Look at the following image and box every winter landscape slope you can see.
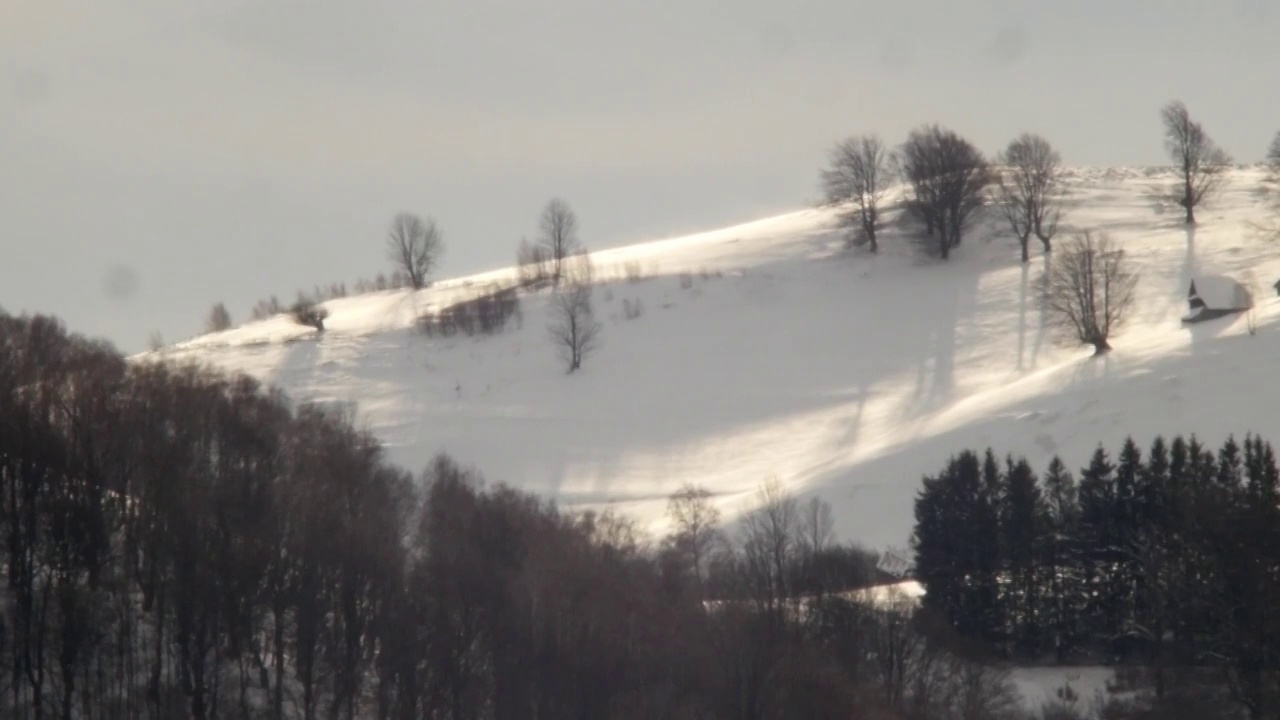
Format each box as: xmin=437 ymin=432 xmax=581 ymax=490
xmin=150 ymin=167 xmax=1280 ymax=553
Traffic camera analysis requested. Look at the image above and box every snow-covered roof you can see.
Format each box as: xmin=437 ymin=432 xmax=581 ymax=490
xmin=1189 ymin=275 xmax=1252 ymax=311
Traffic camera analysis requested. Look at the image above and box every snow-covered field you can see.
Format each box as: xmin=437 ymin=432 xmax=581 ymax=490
xmin=150 ymin=167 xmax=1280 ymax=552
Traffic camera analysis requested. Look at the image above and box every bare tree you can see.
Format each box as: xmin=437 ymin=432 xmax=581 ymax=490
xmin=666 ymin=484 xmax=723 ymax=591
xmin=1045 ymin=231 xmax=1137 ymax=355
xmin=821 ymin=135 xmax=894 ymax=253
xmin=797 ymin=497 xmax=835 ymax=558
xmin=516 ymin=237 xmax=551 ymax=286
xmin=898 ymin=125 xmax=992 ymax=259
xmin=1267 ymin=130 xmax=1280 ymax=177
xmin=205 ymin=302 xmax=233 ymax=333
xmin=538 ymin=198 xmax=582 ymax=283
xmin=547 ymin=256 xmax=601 ymax=373
xmin=1161 ymin=101 xmax=1232 ymax=225
xmin=386 ymin=212 xmax=444 ymax=289
xmin=995 ymin=134 xmax=1064 ymax=262
xmin=739 ymin=477 xmax=800 ymax=609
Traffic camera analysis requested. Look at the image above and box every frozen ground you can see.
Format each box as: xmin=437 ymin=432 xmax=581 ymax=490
xmin=150 ymin=167 xmax=1280 ymax=552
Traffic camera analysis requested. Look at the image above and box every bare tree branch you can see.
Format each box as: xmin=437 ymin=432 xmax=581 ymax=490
xmin=821 ymin=135 xmax=894 ymax=253
xmin=1161 ymin=100 xmax=1232 ymax=225
xmin=1045 ymin=231 xmax=1137 ymax=354
xmin=995 ymin=134 xmax=1064 ymax=262
xmin=385 ymin=213 xmax=444 ymax=289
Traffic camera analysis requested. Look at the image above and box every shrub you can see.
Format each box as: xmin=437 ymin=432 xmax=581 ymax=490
xmin=291 ymin=299 xmax=328 ymax=332
xmin=622 ymin=298 xmax=644 ymax=320
xmin=250 ymin=296 xmax=283 ymax=321
xmin=679 ymin=272 xmax=694 ymax=290
xmin=418 ymin=284 xmax=521 ymax=338
xmin=624 ymin=260 xmax=645 ymax=283
xmin=206 ymin=302 xmax=232 ymax=333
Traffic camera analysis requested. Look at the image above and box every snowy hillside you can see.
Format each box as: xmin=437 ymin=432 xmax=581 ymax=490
xmin=150 ymin=168 xmax=1280 ymax=551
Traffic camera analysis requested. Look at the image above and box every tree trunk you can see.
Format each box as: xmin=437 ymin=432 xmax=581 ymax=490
xmin=1020 ymin=235 xmax=1030 ymax=263
xmin=1092 ymin=338 xmax=1111 ymax=355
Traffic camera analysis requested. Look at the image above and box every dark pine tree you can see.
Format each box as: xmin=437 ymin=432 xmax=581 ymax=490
xmin=1001 ymin=456 xmax=1045 ymax=659
xmin=976 ymin=450 xmax=1006 ymax=649
xmin=1040 ymin=456 xmax=1080 ymax=663
xmin=1077 ymin=446 xmax=1117 ymax=651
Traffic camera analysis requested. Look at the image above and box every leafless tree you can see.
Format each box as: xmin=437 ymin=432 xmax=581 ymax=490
xmin=797 ymin=497 xmax=835 ymax=558
xmin=739 ymin=477 xmax=800 ymax=609
xmin=1161 ymin=101 xmax=1232 ymax=225
xmin=205 ymin=302 xmax=232 ymax=333
xmin=666 ymin=484 xmax=723 ymax=591
xmin=1045 ymin=231 xmax=1137 ymax=355
xmin=386 ymin=212 xmax=444 ymax=289
xmin=516 ymin=237 xmax=551 ymax=285
xmin=547 ymin=256 xmax=601 ymax=373
xmin=995 ymin=134 xmax=1064 ymax=262
xmin=898 ymin=125 xmax=993 ymax=259
xmin=538 ymin=198 xmax=582 ymax=283
xmin=821 ymin=134 xmax=894 ymax=252
xmin=1266 ymin=130 xmax=1280 ymax=179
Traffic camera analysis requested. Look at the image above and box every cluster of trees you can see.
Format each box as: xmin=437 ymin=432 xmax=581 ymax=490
xmin=914 ymin=434 xmax=1280 ymax=718
xmin=821 ymin=100 xmax=1250 ymax=262
xmin=3 ymin=309 xmax=1055 ymax=719
xmin=418 ymin=284 xmax=522 ymax=337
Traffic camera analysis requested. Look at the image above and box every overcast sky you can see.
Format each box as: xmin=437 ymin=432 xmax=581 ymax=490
xmin=3 ymin=0 xmax=1277 ymax=352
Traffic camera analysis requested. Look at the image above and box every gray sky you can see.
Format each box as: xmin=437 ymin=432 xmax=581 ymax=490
xmin=3 ymin=0 xmax=1277 ymax=352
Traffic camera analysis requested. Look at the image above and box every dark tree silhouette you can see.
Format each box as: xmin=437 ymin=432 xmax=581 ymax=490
xmin=995 ymin=133 xmax=1064 ymax=262
xmin=1045 ymin=231 xmax=1137 ymax=354
xmin=547 ymin=257 xmax=601 ymax=373
xmin=898 ymin=125 xmax=993 ymax=259
xmin=821 ymin=134 xmax=894 ymax=253
xmin=386 ymin=212 xmax=444 ymax=289
xmin=1161 ymin=100 xmax=1231 ymax=225
xmin=205 ymin=302 xmax=232 ymax=333
xmin=538 ymin=198 xmax=582 ymax=283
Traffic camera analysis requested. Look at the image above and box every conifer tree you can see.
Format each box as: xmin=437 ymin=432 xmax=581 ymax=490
xmin=1040 ymin=456 xmax=1080 ymax=662
xmin=1001 ymin=456 xmax=1045 ymax=658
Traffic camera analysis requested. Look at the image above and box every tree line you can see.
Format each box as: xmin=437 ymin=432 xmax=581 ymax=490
xmin=5 ymin=309 xmax=1070 ymax=719
xmin=820 ymin=100 xmax=1262 ymax=261
xmin=914 ymin=434 xmax=1280 ymax=718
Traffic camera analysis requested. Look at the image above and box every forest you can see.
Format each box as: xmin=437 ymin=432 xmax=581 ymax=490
xmin=1 ymin=310 xmax=1043 ymax=720
xmin=915 ymin=436 xmax=1280 ymax=719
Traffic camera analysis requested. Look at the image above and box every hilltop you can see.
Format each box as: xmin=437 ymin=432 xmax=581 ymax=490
xmin=151 ymin=167 xmax=1280 ymax=551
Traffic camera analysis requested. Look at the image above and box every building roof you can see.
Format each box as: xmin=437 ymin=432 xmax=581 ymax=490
xmin=1189 ymin=275 xmax=1252 ymax=311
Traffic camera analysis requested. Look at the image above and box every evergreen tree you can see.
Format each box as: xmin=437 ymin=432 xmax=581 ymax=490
xmin=1110 ymin=438 xmax=1144 ymax=638
xmin=914 ymin=451 xmax=984 ymax=638
xmin=1001 ymin=456 xmax=1045 ymax=658
xmin=977 ymin=450 xmax=1006 ymax=647
xmin=1076 ymin=446 xmax=1118 ymax=649
xmin=1041 ymin=456 xmax=1080 ymax=662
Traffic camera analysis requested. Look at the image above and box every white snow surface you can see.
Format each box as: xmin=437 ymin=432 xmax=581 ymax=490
xmin=147 ymin=168 xmax=1280 ymax=550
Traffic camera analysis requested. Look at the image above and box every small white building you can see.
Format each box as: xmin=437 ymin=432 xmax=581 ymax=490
xmin=1182 ymin=275 xmax=1252 ymax=323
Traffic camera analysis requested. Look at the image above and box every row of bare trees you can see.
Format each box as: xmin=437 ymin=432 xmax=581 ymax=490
xmin=821 ymin=100 xmax=1244 ymax=262
xmin=822 ymin=127 xmax=1060 ymax=261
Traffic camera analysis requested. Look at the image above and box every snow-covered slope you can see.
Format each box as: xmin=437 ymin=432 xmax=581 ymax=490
xmin=150 ymin=168 xmax=1280 ymax=550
